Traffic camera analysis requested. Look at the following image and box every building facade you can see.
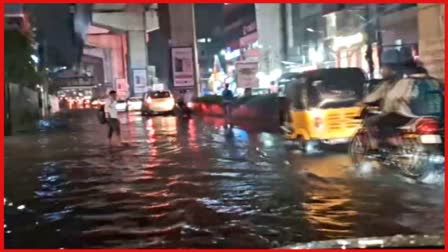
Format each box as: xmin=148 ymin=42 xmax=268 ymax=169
xmin=256 ymin=4 xmax=421 ymax=79
xmin=255 ymin=4 xmax=283 ymax=80
xmin=5 ymin=4 xmax=32 ymax=33
xmin=418 ymin=4 xmax=444 ymax=79
xmin=223 ymin=4 xmax=260 ymax=67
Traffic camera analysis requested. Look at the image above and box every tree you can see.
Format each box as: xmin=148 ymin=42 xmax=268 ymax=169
xmin=4 ymin=30 xmax=42 ymax=87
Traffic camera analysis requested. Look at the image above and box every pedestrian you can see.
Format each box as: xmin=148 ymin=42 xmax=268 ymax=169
xmin=270 ymin=81 xmax=278 ymax=94
xmin=184 ymin=89 xmax=193 ymax=104
xmin=104 ymin=90 xmax=123 ymax=146
xmin=222 ymin=83 xmax=234 ymax=116
xmin=176 ymin=90 xmax=185 ymax=104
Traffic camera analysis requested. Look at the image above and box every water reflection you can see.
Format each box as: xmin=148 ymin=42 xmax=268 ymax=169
xmin=303 ymin=185 xmax=356 ymax=239
xmin=4 ymin=111 xmax=444 ymax=248
xmin=187 ymin=119 xmax=199 ymax=152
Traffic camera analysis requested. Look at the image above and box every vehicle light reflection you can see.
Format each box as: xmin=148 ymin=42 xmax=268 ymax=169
xmin=188 ymin=119 xmax=199 ymax=152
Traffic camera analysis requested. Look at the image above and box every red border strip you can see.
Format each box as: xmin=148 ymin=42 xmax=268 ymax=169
xmin=444 ymin=2 xmax=447 ymax=250
xmin=0 ymin=2 xmax=4 ymax=251
xmin=3 ymin=0 xmax=448 ymax=3
xmin=1 ymin=1 xmax=446 ymax=252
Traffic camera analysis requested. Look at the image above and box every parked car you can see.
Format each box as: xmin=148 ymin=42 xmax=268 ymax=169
xmin=115 ymin=99 xmax=128 ymax=112
xmin=127 ymin=97 xmax=143 ymax=111
xmin=142 ymin=90 xmax=175 ymax=116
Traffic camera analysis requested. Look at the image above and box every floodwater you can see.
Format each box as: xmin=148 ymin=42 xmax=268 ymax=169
xmin=4 ymin=111 xmax=444 ymax=248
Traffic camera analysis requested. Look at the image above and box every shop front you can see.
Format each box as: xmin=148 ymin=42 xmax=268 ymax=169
xmin=331 ymin=5 xmax=419 ymax=78
xmin=379 ymin=6 xmax=419 ymax=69
xmin=278 ymin=4 xmax=420 ymax=80
xmin=332 ymin=32 xmax=381 ymax=79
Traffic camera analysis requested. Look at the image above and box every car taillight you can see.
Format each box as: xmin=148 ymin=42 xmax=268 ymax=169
xmin=416 ymin=118 xmax=439 ymax=134
xmin=146 ymin=97 xmax=152 ymax=103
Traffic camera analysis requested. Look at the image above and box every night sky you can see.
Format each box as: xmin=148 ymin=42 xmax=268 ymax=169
xmin=195 ymin=4 xmax=224 ymax=39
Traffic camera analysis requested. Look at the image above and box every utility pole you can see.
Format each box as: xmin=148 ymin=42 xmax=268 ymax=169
xmin=364 ymin=4 xmax=375 ymax=79
xmin=41 ymin=40 xmax=49 ymax=118
xmin=364 ymin=4 xmax=383 ymax=79
xmin=375 ymin=5 xmax=383 ymax=68
xmin=190 ymin=5 xmax=201 ymax=97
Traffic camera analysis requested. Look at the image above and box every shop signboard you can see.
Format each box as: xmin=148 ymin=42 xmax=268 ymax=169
xmin=236 ymin=61 xmax=258 ymax=88
xmin=132 ymin=69 xmax=147 ymax=95
xmin=224 ymin=49 xmax=241 ymax=61
xmin=244 ymin=48 xmax=261 ymax=59
xmin=240 ymin=32 xmax=258 ymax=48
xmin=171 ymin=47 xmax=194 ymax=87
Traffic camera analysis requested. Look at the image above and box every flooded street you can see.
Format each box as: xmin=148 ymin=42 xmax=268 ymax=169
xmin=5 ymin=111 xmax=444 ymax=248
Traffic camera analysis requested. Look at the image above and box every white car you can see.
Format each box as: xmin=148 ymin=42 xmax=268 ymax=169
xmin=142 ymin=90 xmax=175 ymax=116
xmin=127 ymin=97 xmax=143 ymax=111
xmin=115 ymin=100 xmax=127 ymax=112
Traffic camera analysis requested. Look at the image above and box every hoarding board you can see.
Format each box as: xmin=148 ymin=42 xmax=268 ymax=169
xmin=236 ymin=61 xmax=258 ymax=88
xmin=132 ymin=69 xmax=147 ymax=95
xmin=171 ymin=47 xmax=194 ymax=87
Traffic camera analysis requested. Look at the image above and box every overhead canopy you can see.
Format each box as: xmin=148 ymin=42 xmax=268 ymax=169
xmin=25 ymin=4 xmax=92 ymax=68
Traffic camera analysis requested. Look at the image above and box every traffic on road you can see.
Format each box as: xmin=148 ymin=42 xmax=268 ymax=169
xmin=4 ymin=3 xmax=444 ymax=249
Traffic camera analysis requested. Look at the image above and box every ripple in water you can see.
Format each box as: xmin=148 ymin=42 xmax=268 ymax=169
xmin=4 ymin=112 xmax=444 ymax=248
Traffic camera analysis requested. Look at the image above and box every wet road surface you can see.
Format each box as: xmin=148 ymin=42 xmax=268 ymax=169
xmin=5 ymin=110 xmax=444 ymax=248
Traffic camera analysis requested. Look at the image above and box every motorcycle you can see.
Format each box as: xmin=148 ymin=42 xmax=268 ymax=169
xmin=176 ymin=100 xmax=192 ymax=119
xmin=349 ymin=106 xmax=444 ymax=182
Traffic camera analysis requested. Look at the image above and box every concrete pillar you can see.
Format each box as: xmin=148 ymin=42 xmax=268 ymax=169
xmin=418 ymin=4 xmax=444 ymax=79
xmin=255 ymin=4 xmax=284 ymax=74
xmin=168 ymin=4 xmax=200 ymax=95
xmin=285 ymin=4 xmax=294 ymax=50
xmin=86 ymin=34 xmax=128 ymax=97
xmin=103 ymin=48 xmax=114 ymax=86
xmin=83 ymin=47 xmax=114 ymax=85
xmin=91 ymin=6 xmax=159 ymax=97
xmin=127 ymin=30 xmax=148 ymax=96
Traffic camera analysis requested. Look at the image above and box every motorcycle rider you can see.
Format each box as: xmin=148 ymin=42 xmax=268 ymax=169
xmin=222 ymin=84 xmax=234 ymax=117
xmin=177 ymin=89 xmax=192 ymax=117
xmin=360 ymin=62 xmax=419 ymax=150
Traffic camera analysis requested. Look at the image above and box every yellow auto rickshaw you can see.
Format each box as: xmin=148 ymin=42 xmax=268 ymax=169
xmin=282 ymin=68 xmax=366 ymax=152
